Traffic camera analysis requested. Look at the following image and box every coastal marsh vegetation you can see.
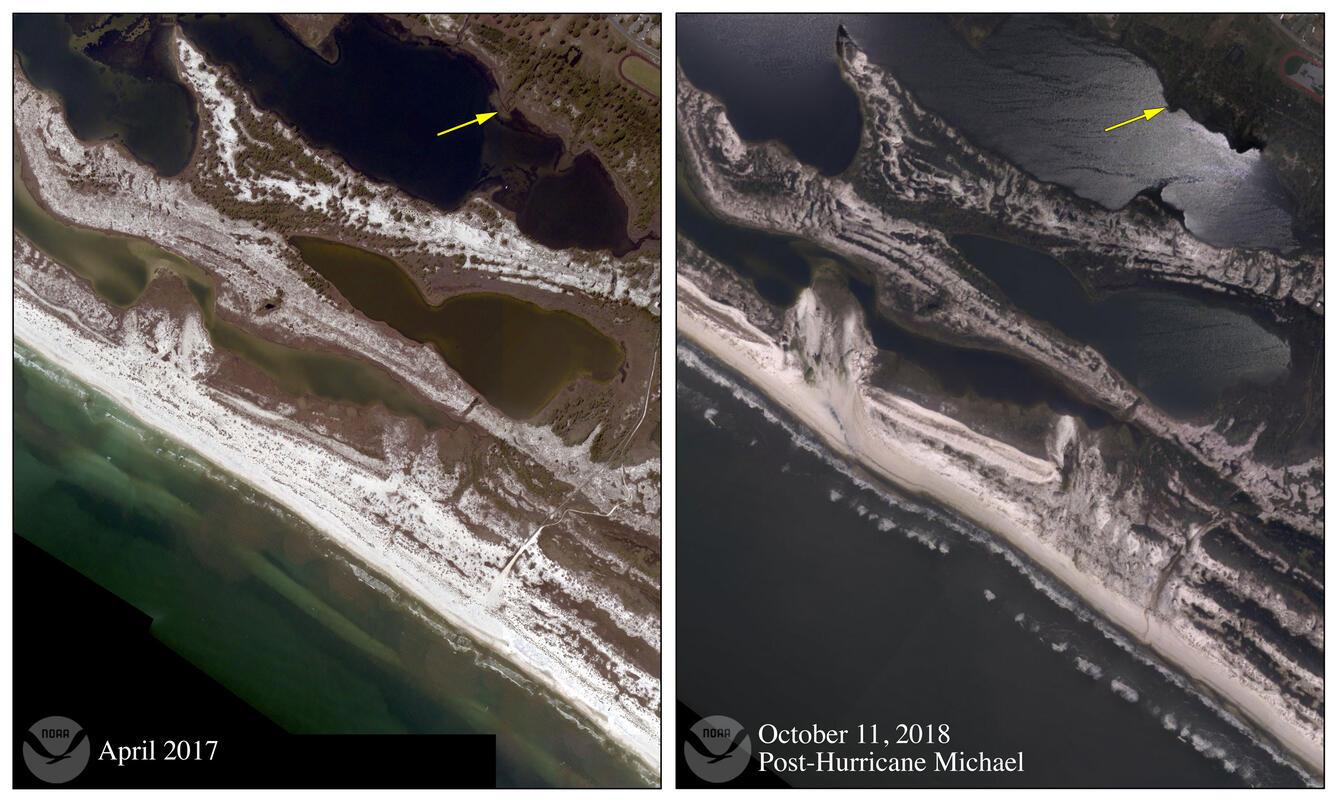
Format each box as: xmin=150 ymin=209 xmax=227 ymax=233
xmin=15 ymin=14 xmax=198 ymax=175
xmin=448 ymin=13 xmax=661 ymax=234
xmin=16 ymin=158 xmax=450 ymax=429
xmin=1064 ymin=13 xmax=1324 ymax=244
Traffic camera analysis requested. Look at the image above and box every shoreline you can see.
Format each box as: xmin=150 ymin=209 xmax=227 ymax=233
xmin=13 ymin=267 xmax=660 ymax=778
xmin=677 ymin=274 xmax=1323 ymax=779
xmin=379 ymin=13 xmax=661 ymax=248
xmin=14 ymin=339 xmax=652 ymax=785
xmin=15 ymin=20 xmax=660 ymax=782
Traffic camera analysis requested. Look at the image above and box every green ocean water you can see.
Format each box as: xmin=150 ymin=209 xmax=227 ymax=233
xmin=13 ymin=347 xmax=651 ymax=788
xmin=14 ymin=109 xmax=653 ymax=788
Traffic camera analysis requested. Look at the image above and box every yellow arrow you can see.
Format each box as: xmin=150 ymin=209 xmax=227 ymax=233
xmin=1104 ymin=107 xmax=1166 ymax=132
xmin=436 ymin=112 xmax=497 ymax=137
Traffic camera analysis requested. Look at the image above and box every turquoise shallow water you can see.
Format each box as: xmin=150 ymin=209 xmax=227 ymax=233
xmin=12 ymin=344 xmax=652 ymax=787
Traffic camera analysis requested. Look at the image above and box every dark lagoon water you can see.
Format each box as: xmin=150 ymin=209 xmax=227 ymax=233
xmin=19 ymin=14 xmax=639 ymax=255
xmin=844 ymin=15 xmax=1297 ymax=251
xmin=14 ymin=164 xmax=451 ymax=429
xmin=683 ymin=169 xmax=1284 ymax=422
xmin=178 ymin=14 xmax=637 ymax=254
xmin=483 ymin=113 xmax=641 ymax=254
xmin=677 ymin=14 xmax=862 ymax=175
xmin=677 ymin=348 xmax=1311 ymax=788
xmin=676 ymin=13 xmax=1314 ymax=788
xmin=15 ymin=14 xmax=198 ymax=175
xmin=178 ymin=14 xmax=491 ymax=209
xmin=514 ymin=153 xmax=638 ymax=253
xmin=291 ymin=236 xmax=624 ymax=418
xmin=679 ymin=14 xmax=1298 ymax=250
xmin=16 ymin=148 xmax=651 ymax=783
xmin=952 ymin=235 xmax=1290 ymax=419
xmin=13 ymin=345 xmax=650 ymax=787
xmin=679 ymin=14 xmax=1297 ymax=421
xmin=677 ymin=182 xmax=810 ymax=307
xmin=681 ymin=177 xmax=1108 ymax=423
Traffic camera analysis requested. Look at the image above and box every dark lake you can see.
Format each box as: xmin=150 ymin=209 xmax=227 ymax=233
xmin=677 ymin=184 xmax=810 ymax=307
xmin=952 ymin=235 xmax=1290 ymax=419
xmin=179 ymin=14 xmax=637 ymax=254
xmin=676 ymin=13 xmax=1314 ymax=787
xmin=178 ymin=14 xmax=492 ymax=209
xmin=291 ymin=236 xmax=624 ymax=419
xmin=15 ymin=13 xmax=198 ymax=175
xmin=677 ymin=14 xmax=862 ymax=175
xmin=677 ymin=351 xmax=1309 ymax=788
xmin=843 ymin=14 xmax=1298 ymax=251
xmin=678 ymin=14 xmax=1298 ymax=250
xmin=19 ymin=14 xmax=641 ymax=255
xmin=678 ymin=12 xmax=1296 ymax=422
xmin=15 ymin=159 xmax=450 ymax=429
xmin=514 ymin=153 xmax=637 ymax=253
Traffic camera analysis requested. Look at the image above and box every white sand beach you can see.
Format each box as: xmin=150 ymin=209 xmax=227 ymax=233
xmin=679 ymin=274 xmax=1323 ymax=777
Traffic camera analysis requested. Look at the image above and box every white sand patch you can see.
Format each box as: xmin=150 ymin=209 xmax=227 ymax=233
xmin=678 ymin=273 xmax=1323 ymax=776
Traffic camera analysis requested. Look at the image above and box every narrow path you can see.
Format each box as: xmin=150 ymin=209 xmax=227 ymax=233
xmin=488 ymin=344 xmax=659 ymax=602
xmin=1142 ymin=513 xmax=1226 ymax=635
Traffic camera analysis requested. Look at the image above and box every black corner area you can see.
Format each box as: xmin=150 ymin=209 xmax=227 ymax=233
xmin=13 ymin=534 xmax=495 ymax=789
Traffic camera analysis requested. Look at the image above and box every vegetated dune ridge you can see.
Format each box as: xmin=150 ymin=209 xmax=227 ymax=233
xmin=14 ymin=29 xmax=660 ymax=779
xmin=675 ymin=27 xmax=1322 ymax=782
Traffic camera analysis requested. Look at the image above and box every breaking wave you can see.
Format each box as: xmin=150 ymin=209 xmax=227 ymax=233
xmin=678 ymin=342 xmax=1317 ymax=787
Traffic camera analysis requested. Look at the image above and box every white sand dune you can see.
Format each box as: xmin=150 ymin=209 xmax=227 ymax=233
xmin=679 ymin=274 xmax=1322 ymax=777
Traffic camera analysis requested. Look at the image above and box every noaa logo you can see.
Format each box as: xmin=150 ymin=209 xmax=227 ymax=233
xmin=22 ymin=716 xmax=90 ymax=784
xmin=684 ymin=714 xmax=751 ymax=783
